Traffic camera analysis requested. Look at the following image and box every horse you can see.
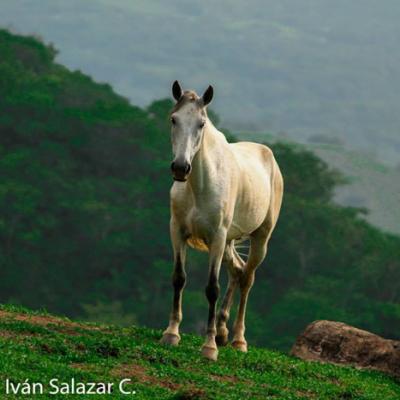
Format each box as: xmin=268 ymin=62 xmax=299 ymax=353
xmin=160 ymin=81 xmax=283 ymax=361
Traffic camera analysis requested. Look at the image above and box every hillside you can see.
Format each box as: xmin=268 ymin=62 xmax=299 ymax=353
xmin=1 ymin=1 xmax=400 ymax=164
xmin=309 ymin=143 xmax=400 ymax=235
xmin=0 ymin=305 xmax=399 ymax=399
xmin=1 ymin=27 xmax=400 ymax=355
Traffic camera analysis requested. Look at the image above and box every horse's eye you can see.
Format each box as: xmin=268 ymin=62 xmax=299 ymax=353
xmin=199 ymin=121 xmax=205 ymax=128
xmin=171 ymin=117 xmax=176 ymax=125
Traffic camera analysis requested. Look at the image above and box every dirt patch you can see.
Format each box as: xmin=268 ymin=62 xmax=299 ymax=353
xmin=70 ymin=363 xmax=100 ymax=373
xmin=329 ymin=377 xmax=342 ymax=386
xmin=70 ymin=363 xmax=90 ymax=370
xmin=0 ymin=329 xmax=36 ymax=339
xmin=0 ymin=330 xmax=15 ymax=338
xmin=0 ymin=311 xmax=75 ymax=326
xmin=210 ymin=373 xmax=240 ymax=383
xmin=0 ymin=330 xmax=32 ymax=339
xmin=0 ymin=310 xmax=108 ymax=334
xmin=173 ymin=388 xmax=208 ymax=399
xmin=111 ymin=363 xmax=181 ymax=391
xmin=294 ymin=389 xmax=317 ymax=399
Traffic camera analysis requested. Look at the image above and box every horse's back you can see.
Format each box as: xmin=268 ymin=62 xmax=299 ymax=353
xmin=229 ymin=141 xmax=277 ymax=185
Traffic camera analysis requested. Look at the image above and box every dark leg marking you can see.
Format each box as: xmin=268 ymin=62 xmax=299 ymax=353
xmin=205 ymin=269 xmax=220 ymax=332
xmin=172 ymin=256 xmax=186 ymax=311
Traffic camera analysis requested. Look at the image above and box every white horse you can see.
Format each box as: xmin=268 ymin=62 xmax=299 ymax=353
xmin=161 ymin=81 xmax=283 ymax=361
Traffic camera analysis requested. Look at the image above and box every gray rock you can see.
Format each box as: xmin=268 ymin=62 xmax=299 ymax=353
xmin=291 ymin=320 xmax=400 ymax=378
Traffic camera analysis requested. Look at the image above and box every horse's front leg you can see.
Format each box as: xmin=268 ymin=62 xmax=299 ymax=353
xmin=160 ymin=220 xmax=187 ymax=346
xmin=201 ymin=230 xmax=226 ymax=361
xmin=216 ymin=246 xmax=244 ymax=346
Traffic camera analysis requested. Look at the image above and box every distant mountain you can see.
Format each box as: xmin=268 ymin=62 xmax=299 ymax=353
xmin=309 ymin=143 xmax=400 ymax=235
xmin=1 ymin=0 xmax=400 ymax=164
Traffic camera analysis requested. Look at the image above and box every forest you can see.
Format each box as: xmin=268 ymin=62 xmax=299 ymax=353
xmin=0 ymin=29 xmax=399 ymax=351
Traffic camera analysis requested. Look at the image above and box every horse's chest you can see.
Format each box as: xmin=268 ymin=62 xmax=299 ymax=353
xmin=185 ymin=206 xmax=219 ymax=239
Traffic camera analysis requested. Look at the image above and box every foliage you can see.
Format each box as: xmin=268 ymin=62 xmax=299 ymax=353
xmin=0 ymin=29 xmax=399 ymax=353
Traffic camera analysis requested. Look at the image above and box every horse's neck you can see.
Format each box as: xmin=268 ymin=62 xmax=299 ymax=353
xmin=188 ymin=121 xmax=226 ymax=196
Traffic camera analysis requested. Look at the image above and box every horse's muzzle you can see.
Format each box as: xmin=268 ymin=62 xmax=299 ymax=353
xmin=171 ymin=160 xmax=191 ymax=182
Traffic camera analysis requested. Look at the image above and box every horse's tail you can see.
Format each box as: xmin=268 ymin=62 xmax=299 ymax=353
xmin=233 ymin=236 xmax=250 ymax=265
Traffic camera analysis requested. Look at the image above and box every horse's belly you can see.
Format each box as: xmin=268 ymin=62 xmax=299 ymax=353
xmin=230 ymin=179 xmax=271 ymax=237
xmin=227 ymin=210 xmax=266 ymax=241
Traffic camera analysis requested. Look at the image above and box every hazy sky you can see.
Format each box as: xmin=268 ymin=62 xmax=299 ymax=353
xmin=1 ymin=0 xmax=400 ymax=163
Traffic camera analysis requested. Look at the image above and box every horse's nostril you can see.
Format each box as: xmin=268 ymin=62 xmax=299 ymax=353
xmin=171 ymin=160 xmax=191 ymax=177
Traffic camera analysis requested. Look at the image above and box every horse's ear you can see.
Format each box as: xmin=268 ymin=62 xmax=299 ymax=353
xmin=201 ymin=85 xmax=213 ymax=106
xmin=172 ymin=80 xmax=183 ymax=101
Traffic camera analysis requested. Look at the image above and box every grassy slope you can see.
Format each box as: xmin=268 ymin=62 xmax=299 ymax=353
xmin=0 ymin=305 xmax=399 ymax=399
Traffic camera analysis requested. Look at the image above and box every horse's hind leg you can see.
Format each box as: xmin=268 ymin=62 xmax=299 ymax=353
xmin=160 ymin=219 xmax=187 ymax=346
xmin=216 ymin=243 xmax=244 ymax=346
xmin=231 ymin=225 xmax=272 ymax=352
xmin=215 ymin=273 xmax=235 ymax=346
xmin=232 ymin=166 xmax=283 ymax=352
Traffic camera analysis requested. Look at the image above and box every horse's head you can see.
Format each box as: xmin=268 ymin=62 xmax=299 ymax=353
xmin=169 ymin=80 xmax=213 ymax=182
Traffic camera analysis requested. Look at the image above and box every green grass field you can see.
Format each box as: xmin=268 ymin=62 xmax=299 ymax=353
xmin=0 ymin=304 xmax=399 ymax=399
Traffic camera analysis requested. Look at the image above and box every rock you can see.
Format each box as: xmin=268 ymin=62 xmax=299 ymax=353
xmin=291 ymin=320 xmax=400 ymax=378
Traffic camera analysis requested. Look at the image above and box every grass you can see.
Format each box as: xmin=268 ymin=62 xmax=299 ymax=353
xmin=0 ymin=305 xmax=398 ymax=399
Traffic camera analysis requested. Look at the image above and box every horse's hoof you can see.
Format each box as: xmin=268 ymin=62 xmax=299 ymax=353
xmin=201 ymin=345 xmax=218 ymax=361
xmin=232 ymin=340 xmax=248 ymax=352
xmin=216 ymin=334 xmax=229 ymax=347
xmin=160 ymin=333 xmax=180 ymax=346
